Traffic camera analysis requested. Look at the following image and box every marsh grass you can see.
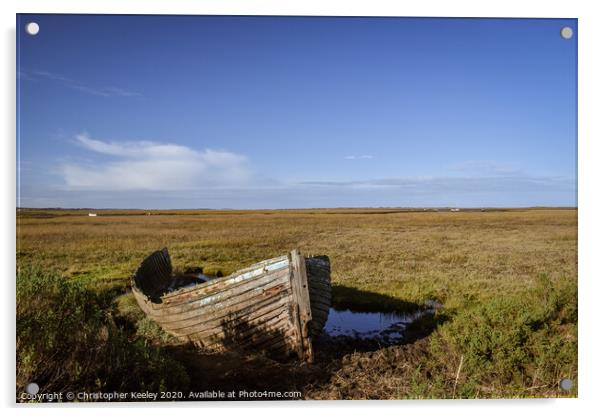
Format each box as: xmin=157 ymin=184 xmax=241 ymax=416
xmin=16 ymin=208 xmax=577 ymax=399
xmin=16 ymin=265 xmax=189 ymax=400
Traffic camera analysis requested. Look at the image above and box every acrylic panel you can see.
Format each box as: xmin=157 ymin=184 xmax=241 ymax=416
xmin=16 ymin=14 xmax=577 ymax=402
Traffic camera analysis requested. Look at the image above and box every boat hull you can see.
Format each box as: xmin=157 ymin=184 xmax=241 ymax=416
xmin=131 ymin=249 xmax=330 ymax=362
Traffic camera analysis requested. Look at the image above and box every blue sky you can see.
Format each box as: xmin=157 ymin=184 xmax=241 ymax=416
xmin=17 ymin=15 xmax=577 ymax=208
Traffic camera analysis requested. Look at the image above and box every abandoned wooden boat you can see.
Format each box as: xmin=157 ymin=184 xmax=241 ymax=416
xmin=131 ymin=248 xmax=331 ymax=362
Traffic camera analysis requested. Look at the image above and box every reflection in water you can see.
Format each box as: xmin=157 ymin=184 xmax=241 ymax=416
xmin=323 ymin=302 xmax=440 ymax=344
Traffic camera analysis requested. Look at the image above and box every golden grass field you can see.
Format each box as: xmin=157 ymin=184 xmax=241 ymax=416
xmin=16 ymin=208 xmax=577 ymax=399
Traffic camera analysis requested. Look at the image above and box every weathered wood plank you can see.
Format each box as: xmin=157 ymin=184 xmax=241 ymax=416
xmin=200 ymin=309 xmax=292 ymax=349
xmin=305 ymin=255 xmax=331 ymax=336
xmin=202 ymin=307 xmax=290 ymax=344
xmin=246 ymin=326 xmax=297 ymax=351
xmin=152 ymin=259 xmax=290 ymax=309
xmin=132 ymin=248 xmax=173 ymax=300
xmin=160 ymin=256 xmax=289 ymax=301
xmin=289 ymin=249 xmax=314 ymax=362
xmin=197 ymin=320 xmax=295 ymax=352
xmin=161 ymin=292 xmax=292 ymax=335
xmin=309 ymin=291 xmax=332 ymax=302
xmin=156 ymin=286 xmax=291 ymax=331
xmin=147 ymin=268 xmax=291 ymax=317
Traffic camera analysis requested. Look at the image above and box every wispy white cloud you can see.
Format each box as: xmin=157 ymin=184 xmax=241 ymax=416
xmin=61 ymin=134 xmax=253 ymax=191
xmin=70 ymin=85 xmax=141 ymax=97
xmin=24 ymin=142 xmax=575 ymax=208
xmin=296 ymin=174 xmax=575 ymax=193
xmin=448 ymin=160 xmax=521 ymax=176
xmin=19 ymin=69 xmax=142 ymax=97
xmin=344 ymin=154 xmax=374 ymax=160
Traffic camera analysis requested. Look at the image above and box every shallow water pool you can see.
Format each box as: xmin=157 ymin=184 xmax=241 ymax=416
xmin=323 ymin=303 xmax=438 ymax=344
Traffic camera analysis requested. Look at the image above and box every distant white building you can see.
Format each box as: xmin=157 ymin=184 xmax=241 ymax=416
xmin=450 ymin=208 xmax=460 ymax=212
xmin=88 ymin=213 xmax=97 ymax=217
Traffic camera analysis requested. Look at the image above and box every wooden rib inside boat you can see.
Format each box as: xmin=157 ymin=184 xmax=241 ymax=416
xmin=131 ymin=248 xmax=331 ymax=362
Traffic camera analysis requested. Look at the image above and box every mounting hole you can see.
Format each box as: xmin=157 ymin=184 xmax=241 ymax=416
xmin=25 ymin=22 xmax=40 ymax=36
xmin=560 ymin=27 xmax=573 ymax=40
xmin=559 ymin=378 xmax=573 ymax=391
xmin=25 ymin=382 xmax=39 ymax=395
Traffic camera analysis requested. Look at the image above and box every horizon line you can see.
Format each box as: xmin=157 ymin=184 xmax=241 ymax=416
xmin=16 ymin=205 xmax=578 ymax=211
